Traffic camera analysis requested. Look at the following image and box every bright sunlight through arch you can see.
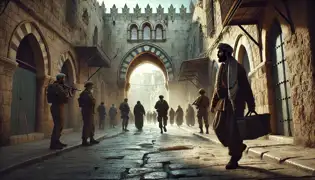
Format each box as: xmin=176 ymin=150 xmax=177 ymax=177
xmin=127 ymin=63 xmax=169 ymax=114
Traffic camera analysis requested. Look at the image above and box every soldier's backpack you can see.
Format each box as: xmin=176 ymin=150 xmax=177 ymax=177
xmin=78 ymin=95 xmax=84 ymax=107
xmin=47 ymin=84 xmax=55 ymax=103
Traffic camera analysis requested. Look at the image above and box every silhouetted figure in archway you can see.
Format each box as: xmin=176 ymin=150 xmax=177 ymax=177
xmin=169 ymin=108 xmax=175 ymax=125
xmin=193 ymin=89 xmax=210 ymax=134
xmin=175 ymin=105 xmax=184 ymax=127
xmin=134 ymin=101 xmax=145 ymax=131
xmin=119 ymin=98 xmax=130 ymax=131
xmin=186 ymin=104 xmax=195 ymax=127
xmin=109 ymin=104 xmax=117 ymax=128
xmin=97 ymin=102 xmax=106 ymax=130
xmin=154 ymin=95 xmax=169 ymax=134
xmin=152 ymin=111 xmax=157 ymax=124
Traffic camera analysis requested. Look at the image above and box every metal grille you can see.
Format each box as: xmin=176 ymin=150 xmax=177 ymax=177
xmin=271 ymin=29 xmax=293 ymax=137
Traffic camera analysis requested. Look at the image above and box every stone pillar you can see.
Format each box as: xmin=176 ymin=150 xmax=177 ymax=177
xmin=138 ymin=30 xmax=143 ymax=40
xmin=0 ymin=56 xmax=17 ymax=146
xmin=36 ymin=75 xmax=54 ymax=137
xmin=151 ymin=30 xmax=155 ymax=40
xmin=163 ymin=30 xmax=166 ymax=40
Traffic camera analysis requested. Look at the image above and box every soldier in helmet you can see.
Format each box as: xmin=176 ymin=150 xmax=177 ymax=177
xmin=48 ymin=73 xmax=73 ymax=150
xmin=154 ymin=95 xmax=169 ymax=134
xmin=78 ymin=81 xmax=99 ymax=146
xmin=193 ymin=88 xmax=210 ymax=134
xmin=119 ymin=98 xmax=130 ymax=131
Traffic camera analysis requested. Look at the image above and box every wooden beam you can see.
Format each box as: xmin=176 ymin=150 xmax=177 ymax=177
xmin=229 ymin=19 xmax=259 ymax=26
xmin=240 ymin=1 xmax=267 ymax=8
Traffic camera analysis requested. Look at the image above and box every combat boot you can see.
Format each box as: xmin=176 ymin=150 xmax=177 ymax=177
xmin=163 ymin=126 xmax=167 ymax=132
xmin=160 ymin=128 xmax=163 ymax=134
xmin=58 ymin=141 xmax=67 ymax=147
xmin=82 ymin=139 xmax=90 ymax=146
xmin=90 ymin=137 xmax=99 ymax=144
xmin=206 ymin=127 xmax=209 ymax=134
xmin=50 ymin=143 xmax=63 ymax=150
xmin=199 ymin=127 xmax=204 ymax=133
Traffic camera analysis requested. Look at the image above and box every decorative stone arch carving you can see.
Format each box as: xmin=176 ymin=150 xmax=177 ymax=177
xmin=155 ymin=23 xmax=165 ymax=40
xmin=127 ymin=23 xmax=139 ymax=30
xmin=233 ymin=34 xmax=254 ymax=73
xmin=140 ymin=21 xmax=154 ymax=29
xmin=7 ymin=21 xmax=50 ymax=75
xmin=155 ymin=23 xmax=166 ymax=30
xmin=117 ymin=43 xmax=174 ymax=86
xmin=128 ymin=23 xmax=139 ymax=40
xmin=57 ymin=51 xmax=77 ymax=83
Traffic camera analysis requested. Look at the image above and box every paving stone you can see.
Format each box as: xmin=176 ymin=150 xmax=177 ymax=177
xmin=170 ymin=169 xmax=200 ymax=177
xmin=129 ymin=167 xmax=155 ymax=175
xmin=169 ymin=164 xmax=199 ymax=170
xmin=144 ymin=163 xmax=163 ymax=169
xmin=143 ymin=172 xmax=168 ymax=179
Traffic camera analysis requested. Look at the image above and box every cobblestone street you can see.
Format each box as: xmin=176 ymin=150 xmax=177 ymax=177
xmin=1 ymin=124 xmax=315 ymax=180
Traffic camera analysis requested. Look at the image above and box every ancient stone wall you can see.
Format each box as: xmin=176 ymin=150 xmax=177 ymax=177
xmin=190 ymin=0 xmax=315 ymax=147
xmin=0 ymin=0 xmax=106 ymax=145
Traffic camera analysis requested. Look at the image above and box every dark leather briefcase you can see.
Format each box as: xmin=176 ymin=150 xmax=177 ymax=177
xmin=236 ymin=111 xmax=271 ymax=140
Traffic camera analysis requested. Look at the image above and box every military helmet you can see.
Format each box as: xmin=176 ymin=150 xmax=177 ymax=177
xmin=124 ymin=98 xmax=128 ymax=101
xmin=159 ymin=95 xmax=164 ymax=99
xmin=199 ymin=88 xmax=206 ymax=94
xmin=56 ymin=73 xmax=66 ymax=80
xmin=84 ymin=81 xmax=94 ymax=88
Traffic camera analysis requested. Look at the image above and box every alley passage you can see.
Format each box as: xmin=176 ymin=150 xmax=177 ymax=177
xmin=2 ymin=125 xmax=315 ymax=180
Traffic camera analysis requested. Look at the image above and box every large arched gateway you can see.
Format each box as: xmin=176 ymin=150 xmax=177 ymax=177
xmin=117 ymin=43 xmax=175 ymax=96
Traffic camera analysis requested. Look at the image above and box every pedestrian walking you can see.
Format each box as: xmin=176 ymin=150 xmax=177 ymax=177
xmin=175 ymin=105 xmax=184 ymax=126
xmin=193 ymin=89 xmax=210 ymax=134
xmin=134 ymin=101 xmax=145 ymax=131
xmin=211 ymin=43 xmax=255 ymax=169
xmin=154 ymin=95 xmax=169 ymax=134
xmin=109 ymin=104 xmax=117 ymax=128
xmin=97 ymin=102 xmax=106 ymax=130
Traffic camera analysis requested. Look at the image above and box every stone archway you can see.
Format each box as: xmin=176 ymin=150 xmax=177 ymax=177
xmin=57 ymin=52 xmax=77 ymax=130
xmin=6 ymin=21 xmax=50 ymax=142
xmin=118 ymin=43 xmax=174 ymax=92
xmin=234 ymin=34 xmax=254 ymax=74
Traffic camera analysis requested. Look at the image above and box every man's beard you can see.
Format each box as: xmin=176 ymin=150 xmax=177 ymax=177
xmin=218 ymin=55 xmax=227 ymax=62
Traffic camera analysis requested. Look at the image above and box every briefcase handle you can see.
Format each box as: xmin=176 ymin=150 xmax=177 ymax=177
xmin=245 ymin=111 xmax=258 ymax=117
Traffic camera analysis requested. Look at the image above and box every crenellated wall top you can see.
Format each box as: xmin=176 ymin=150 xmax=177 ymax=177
xmin=104 ymin=4 xmax=193 ymax=15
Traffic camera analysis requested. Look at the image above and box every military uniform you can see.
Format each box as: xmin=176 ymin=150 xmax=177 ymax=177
xmin=79 ymin=82 xmax=99 ymax=146
xmin=154 ymin=96 xmax=169 ymax=134
xmin=193 ymin=92 xmax=210 ymax=133
xmin=50 ymin=81 xmax=69 ymax=149
xmin=119 ymin=100 xmax=130 ymax=131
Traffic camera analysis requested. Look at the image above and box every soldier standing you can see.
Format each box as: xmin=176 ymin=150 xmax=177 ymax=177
xmin=48 ymin=73 xmax=73 ymax=150
xmin=119 ymin=98 xmax=130 ymax=131
xmin=109 ymin=104 xmax=117 ymax=128
xmin=193 ymin=89 xmax=210 ymax=134
xmin=78 ymin=81 xmax=99 ymax=146
xmin=169 ymin=108 xmax=175 ymax=125
xmin=97 ymin=102 xmax=106 ymax=130
xmin=154 ymin=95 xmax=169 ymax=134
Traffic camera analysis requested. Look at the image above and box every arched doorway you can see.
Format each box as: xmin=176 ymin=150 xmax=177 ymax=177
xmin=60 ymin=60 xmax=75 ymax=129
xmin=237 ymin=45 xmax=251 ymax=79
xmin=268 ymin=20 xmax=293 ymax=136
xmin=10 ymin=34 xmax=40 ymax=135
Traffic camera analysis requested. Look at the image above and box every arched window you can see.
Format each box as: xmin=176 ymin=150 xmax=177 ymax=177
xmin=130 ymin=25 xmax=138 ymax=40
xmin=155 ymin=24 xmax=163 ymax=40
xmin=143 ymin=25 xmax=151 ymax=40
xmin=93 ymin=26 xmax=98 ymax=45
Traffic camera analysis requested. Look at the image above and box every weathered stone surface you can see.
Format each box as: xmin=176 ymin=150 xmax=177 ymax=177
xmin=144 ymin=163 xmax=163 ymax=169
xmin=143 ymin=172 xmax=168 ymax=179
xmin=170 ymin=169 xmax=199 ymax=177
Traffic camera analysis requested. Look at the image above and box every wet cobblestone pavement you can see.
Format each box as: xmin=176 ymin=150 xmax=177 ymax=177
xmin=2 ymin=125 xmax=315 ymax=180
